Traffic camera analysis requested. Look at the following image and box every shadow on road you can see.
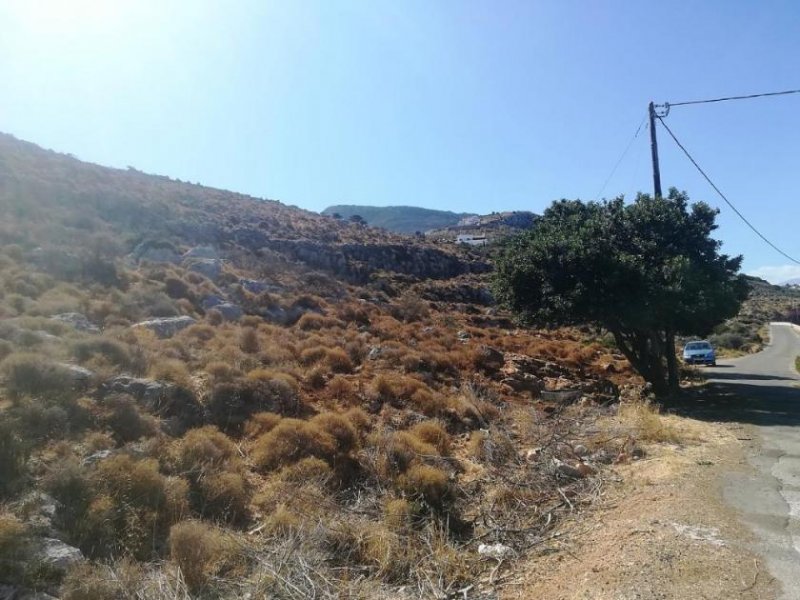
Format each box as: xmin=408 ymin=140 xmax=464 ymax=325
xmin=666 ymin=382 xmax=800 ymax=427
xmin=702 ymin=372 xmax=797 ymax=382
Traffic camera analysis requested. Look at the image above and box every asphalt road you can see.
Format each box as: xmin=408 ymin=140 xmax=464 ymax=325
xmin=702 ymin=323 xmax=800 ymax=599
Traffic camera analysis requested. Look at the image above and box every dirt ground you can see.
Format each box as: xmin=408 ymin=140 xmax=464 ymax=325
xmin=497 ymin=414 xmax=777 ymax=600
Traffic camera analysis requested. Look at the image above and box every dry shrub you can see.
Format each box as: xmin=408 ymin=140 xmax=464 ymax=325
xmin=59 ymin=561 xmax=141 ymax=600
xmin=72 ymin=338 xmax=132 ymax=368
xmin=197 ymin=471 xmax=249 ymax=523
xmin=246 ymin=369 xmax=299 ymax=394
xmin=371 ymin=374 xmax=428 ymax=404
xmin=206 ymin=309 xmax=223 ymax=326
xmin=46 ymin=455 xmax=190 ymax=559
xmin=1 ymin=352 xmax=75 ymax=398
xmin=618 ymin=401 xmax=681 ymax=443
xmin=0 ymin=513 xmax=31 ymax=584
xmin=278 ymin=456 xmax=333 ymax=485
xmin=409 ymin=420 xmax=451 ymax=456
xmin=244 ymin=412 xmax=282 ymax=439
xmin=390 ymin=292 xmax=430 ymax=323
xmin=378 ymin=431 xmax=438 ymax=477
xmin=239 ymin=327 xmax=260 ymax=354
xmin=104 ymin=394 xmax=158 ymax=442
xmin=174 ymin=426 xmax=242 ymax=476
xmin=205 ymin=360 xmax=242 ymax=382
xmin=0 ymin=419 xmax=29 ymax=496
xmin=327 ymin=375 xmax=354 ymax=400
xmin=409 ymin=388 xmax=450 ymax=417
xmin=344 ymin=407 xmax=371 ymax=437
xmin=324 ymin=520 xmax=405 ymax=581
xmin=326 ymin=348 xmax=354 ymax=373
xmin=384 ymin=497 xmax=414 ymax=533
xmin=299 ymin=345 xmax=327 ymax=366
xmin=207 ymin=377 xmax=300 ymax=434
xmin=262 ymin=504 xmax=302 ymax=536
xmin=83 ymin=431 xmax=115 ymax=453
xmin=169 ymin=521 xmax=231 ymax=593
xmin=148 ymin=359 xmax=191 ymax=388
xmin=396 ymin=464 xmax=453 ymax=510
xmin=251 ymin=418 xmax=335 ymax=471
xmin=184 ymin=323 xmax=216 ymax=341
xmin=467 ymin=428 xmax=517 ymax=466
xmin=311 ymin=412 xmax=359 ymax=454
xmin=296 ymin=313 xmax=322 ymax=330
xmin=306 ymin=367 xmax=326 ymax=389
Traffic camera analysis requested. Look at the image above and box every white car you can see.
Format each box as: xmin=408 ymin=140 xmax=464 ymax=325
xmin=683 ymin=340 xmax=716 ymax=366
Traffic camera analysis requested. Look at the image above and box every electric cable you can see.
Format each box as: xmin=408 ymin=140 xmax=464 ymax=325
xmin=656 ymin=116 xmax=800 ymax=266
xmin=595 ymin=114 xmax=647 ymax=200
xmin=665 ymin=89 xmax=800 ymax=108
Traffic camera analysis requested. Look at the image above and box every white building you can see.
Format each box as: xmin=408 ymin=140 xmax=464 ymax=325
xmin=456 ymin=234 xmax=488 ymax=246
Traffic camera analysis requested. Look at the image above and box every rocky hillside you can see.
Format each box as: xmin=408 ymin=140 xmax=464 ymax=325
xmin=321 ymin=204 xmax=475 ymax=234
xmin=0 ymin=133 xmax=648 ymax=599
xmin=709 ymin=275 xmax=800 ymax=353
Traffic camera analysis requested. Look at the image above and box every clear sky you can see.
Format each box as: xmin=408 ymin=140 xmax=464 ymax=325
xmin=1 ymin=1 xmax=799 ymax=282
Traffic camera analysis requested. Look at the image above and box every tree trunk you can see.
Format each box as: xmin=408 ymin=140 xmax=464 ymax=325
xmin=665 ymin=328 xmax=680 ymax=393
xmin=610 ymin=328 xmax=669 ymax=396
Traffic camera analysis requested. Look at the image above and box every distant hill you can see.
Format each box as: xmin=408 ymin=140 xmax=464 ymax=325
xmin=322 ymin=204 xmax=475 ymax=234
xmin=782 ymin=277 xmax=800 ymax=286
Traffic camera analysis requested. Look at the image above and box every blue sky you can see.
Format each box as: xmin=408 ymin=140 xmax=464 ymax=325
xmin=1 ymin=1 xmax=799 ymax=282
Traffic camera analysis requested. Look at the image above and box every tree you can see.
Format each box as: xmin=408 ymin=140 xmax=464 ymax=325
xmin=349 ymin=214 xmax=366 ymax=226
xmin=492 ymin=189 xmax=749 ymax=396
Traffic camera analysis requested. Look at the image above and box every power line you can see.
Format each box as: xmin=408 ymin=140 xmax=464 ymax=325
xmin=656 ymin=116 xmax=800 ymax=266
xmin=595 ymin=114 xmax=647 ymax=200
xmin=664 ymin=88 xmax=800 ymax=108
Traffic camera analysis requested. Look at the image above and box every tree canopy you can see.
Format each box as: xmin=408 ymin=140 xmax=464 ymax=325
xmin=492 ymin=189 xmax=749 ymax=395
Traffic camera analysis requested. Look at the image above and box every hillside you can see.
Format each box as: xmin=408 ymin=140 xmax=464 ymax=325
xmin=709 ymin=275 xmax=800 ymax=353
xmin=0 ymin=133 xmax=652 ymax=599
xmin=321 ymin=204 xmax=474 ymax=234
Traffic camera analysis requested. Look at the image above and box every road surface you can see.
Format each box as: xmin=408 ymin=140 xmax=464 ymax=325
xmin=702 ymin=323 xmax=800 ymax=599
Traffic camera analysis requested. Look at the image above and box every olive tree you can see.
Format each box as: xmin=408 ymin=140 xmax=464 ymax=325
xmin=492 ymin=189 xmax=748 ymax=395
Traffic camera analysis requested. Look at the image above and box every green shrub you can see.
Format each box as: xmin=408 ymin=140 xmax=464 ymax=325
xmin=207 ymin=378 xmax=300 ymax=434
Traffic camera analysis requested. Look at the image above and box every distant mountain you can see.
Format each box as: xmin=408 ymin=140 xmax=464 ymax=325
xmin=782 ymin=277 xmax=800 ymax=286
xmin=322 ymin=205 xmax=475 ymax=234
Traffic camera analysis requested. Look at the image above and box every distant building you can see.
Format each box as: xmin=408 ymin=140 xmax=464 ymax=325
xmin=456 ymin=234 xmax=488 ymax=246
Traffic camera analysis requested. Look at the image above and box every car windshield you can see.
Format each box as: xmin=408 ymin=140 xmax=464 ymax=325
xmin=685 ymin=342 xmax=711 ymax=350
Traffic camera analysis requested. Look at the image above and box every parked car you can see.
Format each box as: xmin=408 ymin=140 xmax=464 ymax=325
xmin=682 ymin=340 xmax=716 ymax=366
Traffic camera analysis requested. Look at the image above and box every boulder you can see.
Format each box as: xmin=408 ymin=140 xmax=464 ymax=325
xmin=82 ymin=449 xmax=113 ymax=467
xmin=238 ymin=278 xmax=281 ymax=295
xmin=0 ymin=586 xmax=58 ymax=600
xmin=474 ymin=345 xmax=505 ymax=373
xmin=132 ymin=241 xmax=180 ymax=264
xmin=50 ymin=312 xmax=99 ymax=333
xmin=59 ymin=363 xmax=94 ymax=382
xmin=215 ymin=302 xmax=243 ymax=321
xmin=185 ymin=258 xmax=222 ymax=281
xmin=183 ymin=245 xmax=218 ymax=260
xmin=102 ymin=376 xmax=169 ymax=404
xmin=36 ymin=538 xmax=83 ymax=572
xmin=201 ymin=295 xmax=226 ymax=310
xmin=478 ymin=543 xmax=514 ymax=560
xmin=132 ymin=316 xmax=196 ymax=338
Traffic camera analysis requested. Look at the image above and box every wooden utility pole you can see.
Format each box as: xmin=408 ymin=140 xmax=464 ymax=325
xmin=648 ymin=101 xmax=663 ymax=198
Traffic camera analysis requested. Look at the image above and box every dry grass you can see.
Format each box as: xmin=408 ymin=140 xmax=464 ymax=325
xmin=617 ymin=401 xmax=682 ymax=444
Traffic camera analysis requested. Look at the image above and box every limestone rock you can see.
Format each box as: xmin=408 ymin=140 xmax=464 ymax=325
xmin=215 ymin=302 xmax=243 ymax=321
xmin=50 ymin=312 xmax=99 ymax=333
xmin=184 ymin=258 xmax=222 ymax=281
xmin=36 ymin=538 xmax=83 ymax=572
xmin=132 ymin=316 xmax=196 ymax=338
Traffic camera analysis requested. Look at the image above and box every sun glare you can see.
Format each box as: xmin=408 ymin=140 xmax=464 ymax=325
xmin=8 ymin=0 xmax=128 ymax=31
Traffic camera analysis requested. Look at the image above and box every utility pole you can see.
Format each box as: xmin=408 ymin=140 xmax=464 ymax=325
xmin=648 ymin=101 xmax=663 ymax=198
